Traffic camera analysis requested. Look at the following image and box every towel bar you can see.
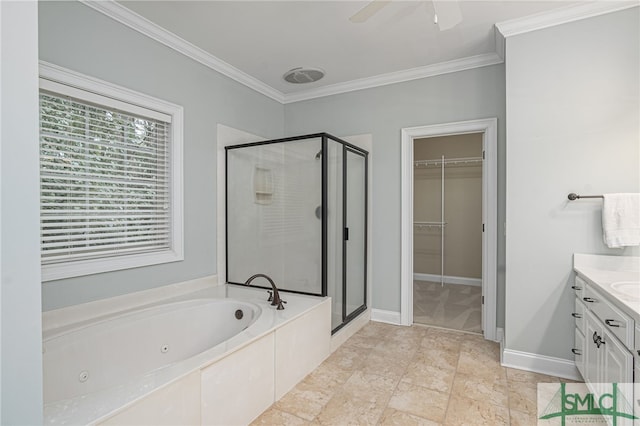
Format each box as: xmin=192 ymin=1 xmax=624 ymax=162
xmin=568 ymin=193 xmax=604 ymax=201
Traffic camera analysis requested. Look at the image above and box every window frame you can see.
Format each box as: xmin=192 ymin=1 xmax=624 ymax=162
xmin=39 ymin=62 xmax=184 ymax=282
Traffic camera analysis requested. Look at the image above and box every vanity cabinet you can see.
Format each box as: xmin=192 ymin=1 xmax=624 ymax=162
xmin=573 ymin=276 xmax=635 ymax=424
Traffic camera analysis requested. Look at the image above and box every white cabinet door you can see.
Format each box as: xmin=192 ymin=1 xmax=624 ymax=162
xmin=602 ymin=327 xmax=634 ymax=425
xmin=585 ymin=310 xmax=604 ymax=387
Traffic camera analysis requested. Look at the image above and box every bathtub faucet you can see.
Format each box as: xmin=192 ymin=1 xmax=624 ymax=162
xmin=244 ymin=274 xmax=286 ymax=310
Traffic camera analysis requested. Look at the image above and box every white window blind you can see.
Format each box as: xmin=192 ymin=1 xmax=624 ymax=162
xmin=38 ymin=65 xmax=183 ymax=281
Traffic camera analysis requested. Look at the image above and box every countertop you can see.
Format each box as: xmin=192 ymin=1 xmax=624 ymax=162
xmin=573 ymin=253 xmax=640 ymax=323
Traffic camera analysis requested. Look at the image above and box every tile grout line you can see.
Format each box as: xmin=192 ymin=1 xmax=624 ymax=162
xmin=441 ymin=338 xmax=462 ymax=426
xmin=505 ymin=368 xmax=513 ymax=426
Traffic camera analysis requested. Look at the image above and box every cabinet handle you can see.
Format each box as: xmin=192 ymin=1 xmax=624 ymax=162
xmin=571 ymin=313 xmax=582 ymax=318
xmin=572 ymin=349 xmax=582 ymax=355
xmin=571 ymin=285 xmax=582 ymax=290
xmin=592 ymin=331 xmax=605 ymax=348
xmin=605 ymin=319 xmax=620 ymax=328
xmin=583 ymin=297 xmax=596 ymax=303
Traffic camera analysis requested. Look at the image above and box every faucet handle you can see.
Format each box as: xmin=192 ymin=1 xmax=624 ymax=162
xmin=276 ymin=300 xmax=287 ymax=310
xmin=267 ymin=290 xmax=273 ymax=302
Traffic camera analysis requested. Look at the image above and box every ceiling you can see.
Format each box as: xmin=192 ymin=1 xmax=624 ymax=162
xmin=114 ymin=1 xmax=612 ymax=98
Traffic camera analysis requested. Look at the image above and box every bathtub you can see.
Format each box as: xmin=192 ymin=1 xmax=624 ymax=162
xmin=43 ymin=298 xmax=261 ymax=403
xmin=43 ymin=283 xmax=331 ymax=425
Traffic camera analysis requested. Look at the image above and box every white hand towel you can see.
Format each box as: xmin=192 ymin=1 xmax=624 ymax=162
xmin=602 ymin=193 xmax=640 ymax=248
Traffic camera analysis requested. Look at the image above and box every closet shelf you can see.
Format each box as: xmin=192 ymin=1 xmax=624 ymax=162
xmin=414 ymin=156 xmax=482 ymax=168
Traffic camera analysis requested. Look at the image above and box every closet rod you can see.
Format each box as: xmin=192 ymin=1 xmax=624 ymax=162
xmin=414 ymin=156 xmax=482 ymax=167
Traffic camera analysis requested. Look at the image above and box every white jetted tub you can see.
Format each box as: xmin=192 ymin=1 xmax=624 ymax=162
xmin=43 ymin=283 xmax=331 ymax=425
xmin=43 ymin=298 xmax=260 ymax=403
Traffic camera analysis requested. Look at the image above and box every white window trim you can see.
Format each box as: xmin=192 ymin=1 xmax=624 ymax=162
xmin=39 ymin=61 xmax=184 ymax=282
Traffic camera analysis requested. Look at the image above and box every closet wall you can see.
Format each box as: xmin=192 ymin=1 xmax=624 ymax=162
xmin=413 ymin=134 xmax=482 ymax=280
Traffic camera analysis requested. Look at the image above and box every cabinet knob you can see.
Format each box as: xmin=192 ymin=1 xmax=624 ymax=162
xmin=571 ymin=313 xmax=582 ymax=318
xmin=583 ymin=297 xmax=596 ymax=303
xmin=604 ymin=319 xmax=620 ymax=328
xmin=571 ymin=349 xmax=582 ymax=355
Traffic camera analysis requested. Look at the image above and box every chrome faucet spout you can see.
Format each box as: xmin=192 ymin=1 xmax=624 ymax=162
xmin=244 ymin=273 xmax=286 ymax=310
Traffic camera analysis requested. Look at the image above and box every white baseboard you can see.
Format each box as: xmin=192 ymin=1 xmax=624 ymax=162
xmin=413 ymin=273 xmax=481 ymax=287
xmin=371 ymin=309 xmax=402 ymax=325
xmin=501 ymin=348 xmax=583 ymax=381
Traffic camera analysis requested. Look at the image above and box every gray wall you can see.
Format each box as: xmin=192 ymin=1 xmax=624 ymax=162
xmin=284 ymin=65 xmax=507 ymax=326
xmin=1 ymin=2 xmax=43 ymax=424
xmin=39 ymin=1 xmax=285 ymax=310
xmin=504 ymin=7 xmax=639 ymax=359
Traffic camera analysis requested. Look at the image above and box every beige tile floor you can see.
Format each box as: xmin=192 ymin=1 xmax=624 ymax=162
xmin=252 ymin=322 xmax=572 ymax=425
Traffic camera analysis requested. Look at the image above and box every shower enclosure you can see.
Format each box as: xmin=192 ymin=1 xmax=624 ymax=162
xmin=226 ymin=133 xmax=367 ymax=332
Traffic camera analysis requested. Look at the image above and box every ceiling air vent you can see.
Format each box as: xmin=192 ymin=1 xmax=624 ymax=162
xmin=283 ymin=67 xmax=325 ymax=84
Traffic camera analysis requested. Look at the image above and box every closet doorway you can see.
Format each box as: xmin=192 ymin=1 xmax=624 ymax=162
xmin=413 ymin=134 xmax=483 ymax=333
xmin=400 ymin=118 xmax=497 ymax=341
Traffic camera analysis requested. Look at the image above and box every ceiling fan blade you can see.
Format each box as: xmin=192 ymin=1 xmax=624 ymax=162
xmin=433 ymin=0 xmax=462 ymax=31
xmin=349 ymin=0 xmax=392 ymax=23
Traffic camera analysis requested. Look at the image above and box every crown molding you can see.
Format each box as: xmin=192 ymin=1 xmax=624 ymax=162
xmin=79 ymin=0 xmax=285 ymax=103
xmin=495 ymin=1 xmax=639 ymax=38
xmin=79 ymin=0 xmax=635 ymax=106
xmin=281 ymin=52 xmax=503 ymax=104
xmin=78 ymin=0 xmax=502 ymax=105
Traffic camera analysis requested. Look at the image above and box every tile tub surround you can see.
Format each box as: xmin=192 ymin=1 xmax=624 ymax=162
xmin=43 ymin=282 xmax=331 ymax=425
xmin=253 ymin=323 xmax=574 ymax=425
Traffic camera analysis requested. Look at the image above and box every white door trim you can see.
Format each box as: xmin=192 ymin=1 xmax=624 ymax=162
xmin=400 ymin=118 xmax=498 ymax=341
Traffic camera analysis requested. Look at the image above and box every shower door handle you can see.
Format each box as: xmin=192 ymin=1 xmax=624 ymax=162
xmin=344 ymin=227 xmax=349 ymax=241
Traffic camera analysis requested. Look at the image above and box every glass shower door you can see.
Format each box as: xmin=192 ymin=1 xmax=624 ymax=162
xmin=326 ymin=140 xmax=344 ymax=329
xmin=344 ymin=148 xmax=366 ymax=320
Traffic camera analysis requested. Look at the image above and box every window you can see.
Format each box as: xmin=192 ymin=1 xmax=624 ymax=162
xmin=39 ymin=63 xmax=183 ymax=281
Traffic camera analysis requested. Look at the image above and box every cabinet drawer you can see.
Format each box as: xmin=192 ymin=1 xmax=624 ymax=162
xmin=573 ymin=276 xmax=586 ymax=299
xmin=573 ymin=297 xmax=586 ymax=333
xmin=584 ymin=285 xmax=634 ymax=348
